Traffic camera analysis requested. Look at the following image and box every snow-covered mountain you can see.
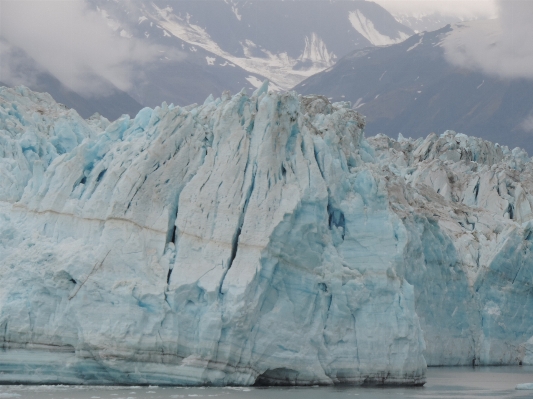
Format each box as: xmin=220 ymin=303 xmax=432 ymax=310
xmin=1 ymin=0 xmax=413 ymax=119
xmin=90 ymin=0 xmax=413 ymax=92
xmin=294 ymin=22 xmax=533 ymax=155
xmin=1 ymin=86 xmax=532 ymax=384
xmin=1 ymin=0 xmax=416 ymax=120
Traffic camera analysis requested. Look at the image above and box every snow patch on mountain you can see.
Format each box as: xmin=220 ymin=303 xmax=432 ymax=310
xmin=152 ymin=5 xmax=333 ymax=89
xmin=245 ymin=76 xmax=263 ymax=89
xmin=349 ymin=10 xmax=409 ymax=46
xmin=298 ymin=33 xmax=336 ymax=68
xmin=231 ymin=5 xmax=242 ymax=21
xmin=406 ymin=35 xmax=424 ymax=52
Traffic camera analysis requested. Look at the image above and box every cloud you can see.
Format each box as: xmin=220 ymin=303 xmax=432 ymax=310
xmin=0 ymin=0 xmax=181 ymax=96
xmin=0 ymin=39 xmax=40 ymax=87
xmin=373 ymin=0 xmax=498 ymax=20
xmin=442 ymin=0 xmax=533 ymax=80
xmin=521 ymin=115 xmax=533 ymax=133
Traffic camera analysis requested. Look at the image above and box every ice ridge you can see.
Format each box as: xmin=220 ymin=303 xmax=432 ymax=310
xmin=0 ymin=85 xmax=532 ymax=385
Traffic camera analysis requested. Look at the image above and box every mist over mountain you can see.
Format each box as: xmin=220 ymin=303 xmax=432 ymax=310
xmin=1 ymin=0 xmax=414 ymax=119
xmin=0 ymin=44 xmax=142 ymax=120
xmin=89 ymin=0 xmax=412 ymax=89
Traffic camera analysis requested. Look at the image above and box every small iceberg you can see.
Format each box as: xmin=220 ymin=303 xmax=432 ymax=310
xmin=516 ymin=383 xmax=533 ymax=390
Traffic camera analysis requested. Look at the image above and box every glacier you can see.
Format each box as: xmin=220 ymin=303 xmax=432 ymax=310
xmin=0 ymin=84 xmax=532 ymax=386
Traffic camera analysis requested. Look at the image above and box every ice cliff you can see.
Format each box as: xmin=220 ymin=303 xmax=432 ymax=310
xmin=0 ymin=84 xmax=531 ymax=386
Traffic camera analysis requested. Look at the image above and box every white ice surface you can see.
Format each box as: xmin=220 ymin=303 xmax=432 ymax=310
xmin=1 ymin=85 xmax=532 ymax=386
xmin=516 ymin=383 xmax=533 ymax=390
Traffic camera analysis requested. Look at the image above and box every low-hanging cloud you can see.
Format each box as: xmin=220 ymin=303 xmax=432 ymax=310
xmin=521 ymin=115 xmax=533 ymax=133
xmin=374 ymin=0 xmax=498 ymax=20
xmin=443 ymin=0 xmax=533 ymax=81
xmin=0 ymin=0 xmax=180 ymax=97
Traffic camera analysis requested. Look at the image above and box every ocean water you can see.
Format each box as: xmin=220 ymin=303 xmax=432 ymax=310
xmin=0 ymin=367 xmax=532 ymax=399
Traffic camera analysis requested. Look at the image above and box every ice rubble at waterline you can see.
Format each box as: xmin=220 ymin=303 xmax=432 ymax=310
xmin=0 ymin=84 xmax=532 ymax=386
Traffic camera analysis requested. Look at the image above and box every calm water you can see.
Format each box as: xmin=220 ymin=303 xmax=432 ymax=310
xmin=1 ymin=367 xmax=533 ymax=399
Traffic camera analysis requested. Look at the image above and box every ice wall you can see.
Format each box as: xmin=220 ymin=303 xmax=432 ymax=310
xmin=0 ymin=86 xmax=425 ymax=385
xmin=0 ymin=84 xmax=532 ymax=385
xmin=369 ymin=133 xmax=533 ymax=366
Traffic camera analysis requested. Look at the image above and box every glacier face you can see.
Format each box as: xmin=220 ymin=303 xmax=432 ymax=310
xmin=369 ymin=132 xmax=533 ymax=366
xmin=0 ymin=84 xmax=531 ymax=386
